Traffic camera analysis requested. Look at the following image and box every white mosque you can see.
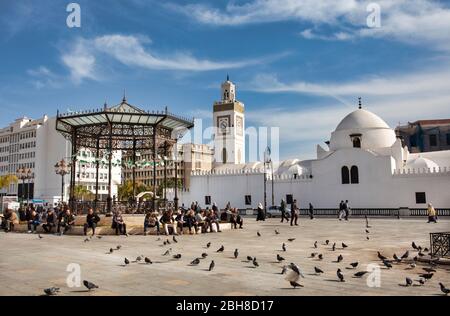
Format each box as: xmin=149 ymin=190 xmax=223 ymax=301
xmin=177 ymin=78 xmax=450 ymax=210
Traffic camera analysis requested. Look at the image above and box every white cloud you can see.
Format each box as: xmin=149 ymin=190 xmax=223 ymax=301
xmin=168 ymin=0 xmax=450 ymax=51
xmin=61 ymin=39 xmax=98 ymax=84
xmin=27 ymin=66 xmax=62 ymax=89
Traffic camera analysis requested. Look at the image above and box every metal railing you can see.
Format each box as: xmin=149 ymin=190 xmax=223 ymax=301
xmin=430 ymin=232 xmax=450 ymax=258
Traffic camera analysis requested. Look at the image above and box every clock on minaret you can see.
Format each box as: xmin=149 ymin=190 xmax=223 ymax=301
xmin=212 ymin=75 xmax=245 ymax=165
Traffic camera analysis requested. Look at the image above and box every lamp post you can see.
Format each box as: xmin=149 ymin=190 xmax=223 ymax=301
xmin=263 ymin=146 xmax=272 ymax=217
xmin=16 ymin=168 xmax=28 ymax=205
xmin=54 ymin=159 xmax=71 ymax=204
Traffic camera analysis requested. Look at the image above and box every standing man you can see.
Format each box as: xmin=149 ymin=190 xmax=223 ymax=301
xmin=344 ymin=200 xmax=350 ymax=221
xmin=280 ymin=199 xmax=289 ymax=223
xmin=290 ymin=199 xmax=299 ymax=226
xmin=338 ymin=200 xmax=344 ymax=221
xmin=308 ymin=203 xmax=314 ymax=220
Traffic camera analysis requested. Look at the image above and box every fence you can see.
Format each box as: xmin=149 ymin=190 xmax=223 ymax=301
xmin=430 ymin=232 xmax=450 ymax=258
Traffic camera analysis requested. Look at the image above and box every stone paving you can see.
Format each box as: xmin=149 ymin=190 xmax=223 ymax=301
xmin=1 ymin=217 xmax=449 ymax=296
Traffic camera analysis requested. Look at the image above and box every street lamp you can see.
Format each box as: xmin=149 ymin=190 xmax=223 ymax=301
xmin=263 ymin=146 xmax=272 ymax=217
xmin=54 ymin=159 xmax=71 ymax=203
xmin=17 ymin=168 xmax=34 ymax=205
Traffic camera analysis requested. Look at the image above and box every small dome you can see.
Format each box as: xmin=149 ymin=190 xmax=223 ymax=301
xmin=405 ymin=157 xmax=439 ymax=170
xmin=336 ymin=109 xmax=390 ymax=131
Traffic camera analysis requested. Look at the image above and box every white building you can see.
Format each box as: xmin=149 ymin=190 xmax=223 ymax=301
xmin=0 ymin=115 xmax=121 ymax=205
xmin=176 ymin=83 xmax=450 ymax=209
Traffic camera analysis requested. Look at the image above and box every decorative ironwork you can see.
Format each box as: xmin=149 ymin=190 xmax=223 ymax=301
xmin=430 ymin=232 xmax=450 ymax=258
xmin=55 ymin=98 xmax=194 ymax=213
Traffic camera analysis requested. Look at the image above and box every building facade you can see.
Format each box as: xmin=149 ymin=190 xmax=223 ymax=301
xmin=0 ymin=115 xmax=121 ymax=205
xmin=396 ymin=119 xmax=450 ymax=153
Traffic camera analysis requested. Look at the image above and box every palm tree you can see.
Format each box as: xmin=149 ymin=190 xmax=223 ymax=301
xmin=0 ymin=174 xmax=18 ymax=191
xmin=73 ymin=185 xmax=94 ymax=201
xmin=117 ymin=180 xmax=152 ymax=201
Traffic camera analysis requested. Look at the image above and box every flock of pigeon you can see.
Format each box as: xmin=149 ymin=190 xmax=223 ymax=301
xmin=42 ymin=217 xmax=450 ymax=296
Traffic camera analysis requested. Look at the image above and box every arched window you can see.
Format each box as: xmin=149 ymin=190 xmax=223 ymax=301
xmin=341 ymin=166 xmax=350 ymax=184
xmin=353 ymin=137 xmax=361 ymax=148
xmin=350 ymin=165 xmax=359 ymax=184
xmin=222 ymin=148 xmax=227 ymax=163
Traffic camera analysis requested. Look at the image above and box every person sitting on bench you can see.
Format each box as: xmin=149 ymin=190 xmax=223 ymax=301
xmin=84 ymin=208 xmax=100 ymax=236
xmin=112 ymin=211 xmax=127 ymax=235
xmin=230 ymin=208 xmax=243 ymax=229
xmin=160 ymin=209 xmax=175 ymax=236
xmin=42 ymin=209 xmax=56 ymax=233
xmin=1 ymin=209 xmax=18 ymax=232
xmin=144 ymin=211 xmax=160 ymax=235
xmin=27 ymin=209 xmax=41 ymax=233
xmin=57 ymin=209 xmax=75 ymax=235
xmin=184 ymin=209 xmax=199 ymax=234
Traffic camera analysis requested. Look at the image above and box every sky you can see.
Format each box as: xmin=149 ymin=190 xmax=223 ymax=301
xmin=1 ymin=0 xmax=450 ymax=161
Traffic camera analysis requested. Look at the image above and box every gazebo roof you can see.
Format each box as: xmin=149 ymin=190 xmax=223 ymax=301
xmin=56 ymin=98 xmax=194 ymax=134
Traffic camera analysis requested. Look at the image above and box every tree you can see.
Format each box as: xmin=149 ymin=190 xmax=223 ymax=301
xmin=117 ymin=180 xmax=152 ymax=201
xmin=0 ymin=174 xmax=18 ymax=190
xmin=157 ymin=178 xmax=182 ymax=197
xmin=73 ymin=185 xmax=94 ymax=201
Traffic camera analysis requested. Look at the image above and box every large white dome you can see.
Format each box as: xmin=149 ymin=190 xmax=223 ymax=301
xmin=330 ymin=108 xmax=396 ymax=150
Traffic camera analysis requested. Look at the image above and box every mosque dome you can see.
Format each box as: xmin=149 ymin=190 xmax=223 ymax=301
xmin=405 ymin=157 xmax=439 ymax=170
xmin=329 ymin=108 xmax=397 ymax=151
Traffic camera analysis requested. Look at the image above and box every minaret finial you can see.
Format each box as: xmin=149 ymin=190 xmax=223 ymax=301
xmin=358 ymin=97 xmax=362 ymax=109
xmin=226 ymin=73 xmax=229 ymax=81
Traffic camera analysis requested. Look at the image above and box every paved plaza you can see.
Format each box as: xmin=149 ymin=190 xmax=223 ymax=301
xmin=1 ymin=217 xmax=449 ymax=296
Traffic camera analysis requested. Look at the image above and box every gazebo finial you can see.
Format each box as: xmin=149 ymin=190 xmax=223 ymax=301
xmin=122 ymin=89 xmax=127 ymax=102
xmin=358 ymin=97 xmax=362 ymax=109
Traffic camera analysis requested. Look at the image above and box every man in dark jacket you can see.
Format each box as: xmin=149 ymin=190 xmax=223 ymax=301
xmin=84 ymin=208 xmax=100 ymax=236
xmin=42 ymin=209 xmax=56 ymax=233
xmin=280 ymin=199 xmax=289 ymax=223
xmin=290 ymin=199 xmax=299 ymax=226
xmin=57 ymin=209 xmax=75 ymax=234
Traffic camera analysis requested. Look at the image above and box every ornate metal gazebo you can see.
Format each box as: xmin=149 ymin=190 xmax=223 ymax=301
xmin=55 ymin=97 xmax=194 ymax=213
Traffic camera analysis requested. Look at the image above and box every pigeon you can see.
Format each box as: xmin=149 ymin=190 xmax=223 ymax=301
xmin=281 ymin=265 xmax=288 ymax=274
xmin=282 ymin=243 xmax=286 ymax=252
xmin=217 ymin=245 xmax=224 ymax=253
xmin=84 ymin=238 xmax=90 ymax=242
xmin=253 ymin=258 xmax=259 ymax=267
xmin=314 ymin=267 xmax=324 ymax=275
xmin=83 ymin=280 xmax=99 ymax=291
xmin=314 ymin=241 xmax=318 ymax=248
xmin=423 ymin=267 xmax=436 ymax=273
xmin=206 ymin=242 xmax=211 ymax=248
xmin=288 ymin=238 xmax=296 ymax=242
xmin=417 ymin=278 xmax=425 ymax=285
xmin=201 ymin=253 xmax=208 ymax=259
xmin=136 ymin=256 xmax=142 ymax=262
xmin=401 ymin=250 xmax=409 ymax=260
xmin=246 ymin=256 xmax=253 ymax=261
xmin=234 ymin=249 xmax=239 ymax=259
xmin=163 ymin=241 xmax=167 ymax=246
xmin=365 ymin=215 xmax=371 ymax=228
xmin=38 ymin=234 xmax=43 ymax=239
xmin=310 ymin=253 xmax=317 ymax=258
xmin=325 ymin=239 xmax=330 ymax=245
xmin=277 ymin=254 xmax=285 ymax=262
xmin=173 ymin=236 xmax=178 ymax=243
xmin=332 ymin=243 xmax=336 ymax=251
xmin=337 ymin=254 xmax=343 ymax=263
xmin=163 ymin=249 xmax=171 ymax=256
xmin=337 ymin=269 xmax=345 ymax=282
xmin=423 ymin=247 xmax=429 ymax=252
xmin=382 ymin=260 xmax=393 ymax=269
xmin=439 ymin=283 xmax=450 ymax=295
xmin=289 ymin=281 xmax=303 ymax=288
xmin=144 ymin=257 xmax=152 ymax=264
xmin=318 ymin=254 xmax=323 ymax=260
xmin=409 ymin=263 xmax=416 ymax=269
xmin=419 ymin=273 xmax=433 ymax=280
xmin=109 ymin=248 xmax=114 ymax=254
xmin=354 ymin=271 xmax=368 ymax=278
xmin=257 ymin=231 xmax=261 ymax=237
xmin=166 ymin=239 xmax=171 ymax=245
xmin=377 ymin=251 xmax=387 ymax=261
xmin=405 ymin=277 xmax=413 ymax=287
xmin=393 ymin=254 xmax=401 ymax=263
xmin=418 ymin=251 xmax=425 ymax=257
xmin=365 ymin=229 xmax=369 ymax=234
xmin=96 ymin=236 xmax=102 ymax=239
xmin=116 ymin=245 xmax=122 ymax=250
xmin=124 ymin=258 xmax=130 ymax=265
xmin=190 ymin=258 xmax=200 ymax=265
xmin=342 ymin=242 xmax=348 ymax=249
xmin=412 ymin=241 xmax=418 ymax=250
xmin=275 ymin=229 xmax=280 ymax=235
xmin=43 ymin=287 xmax=60 ymax=296
xmin=349 ymin=262 xmax=358 ymax=268
xmin=366 ymin=236 xmax=370 ymax=240
xmin=209 ymin=260 xmax=215 ymax=271
xmin=289 ymin=263 xmax=305 ymax=278
xmin=173 ymin=254 xmax=182 ymax=259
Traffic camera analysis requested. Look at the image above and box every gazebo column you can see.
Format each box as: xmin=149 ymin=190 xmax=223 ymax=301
xmin=107 ymin=124 xmax=113 ymax=213
xmin=174 ymin=147 xmax=179 ymax=211
xmin=69 ymin=129 xmax=77 ymax=211
xmin=163 ymin=142 xmax=167 ymax=203
xmin=94 ymin=137 xmax=100 ymax=212
xmin=152 ymin=126 xmax=157 ymax=211
xmin=132 ymin=138 xmax=137 ymax=199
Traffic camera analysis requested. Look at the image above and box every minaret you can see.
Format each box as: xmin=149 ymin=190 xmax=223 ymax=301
xmin=213 ymin=75 xmax=245 ymax=165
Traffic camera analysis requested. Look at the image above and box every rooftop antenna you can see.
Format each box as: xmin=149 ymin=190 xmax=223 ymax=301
xmin=358 ymin=97 xmax=362 ymax=109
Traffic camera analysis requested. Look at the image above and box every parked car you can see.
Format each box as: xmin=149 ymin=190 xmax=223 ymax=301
xmin=266 ymin=205 xmax=290 ymax=218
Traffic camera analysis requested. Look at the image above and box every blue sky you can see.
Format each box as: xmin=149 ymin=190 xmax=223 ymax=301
xmin=1 ymin=0 xmax=450 ymax=160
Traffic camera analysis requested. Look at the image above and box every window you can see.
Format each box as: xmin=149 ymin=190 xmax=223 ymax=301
xmin=429 ymin=134 xmax=437 ymax=147
xmin=415 ymin=192 xmax=426 ymax=204
xmin=341 ymin=166 xmax=350 ymax=184
xmin=205 ymin=196 xmax=211 ymax=205
xmin=222 ymin=148 xmax=227 ymax=163
xmin=353 ymin=137 xmax=361 ymax=148
xmin=350 ymin=166 xmax=359 ymax=184
xmin=286 ymin=194 xmax=293 ymax=204
xmin=245 ymin=195 xmax=252 ymax=205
